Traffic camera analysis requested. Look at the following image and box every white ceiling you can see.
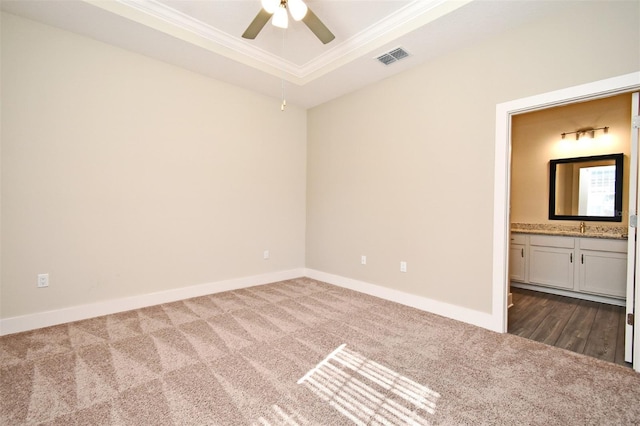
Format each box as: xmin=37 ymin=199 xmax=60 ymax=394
xmin=1 ymin=0 xmax=573 ymax=108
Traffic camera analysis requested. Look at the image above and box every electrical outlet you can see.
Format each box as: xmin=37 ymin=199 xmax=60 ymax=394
xmin=263 ymin=250 xmax=270 ymax=260
xmin=361 ymin=255 xmax=367 ymax=265
xmin=400 ymin=261 xmax=407 ymax=273
xmin=37 ymin=273 xmax=49 ymax=288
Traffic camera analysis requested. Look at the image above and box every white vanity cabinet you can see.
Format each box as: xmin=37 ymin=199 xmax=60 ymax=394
xmin=510 ymin=232 xmax=627 ymax=302
xmin=509 ymin=233 xmax=527 ymax=282
xmin=528 ymin=235 xmax=575 ymax=290
xmin=577 ymin=238 xmax=628 ymax=298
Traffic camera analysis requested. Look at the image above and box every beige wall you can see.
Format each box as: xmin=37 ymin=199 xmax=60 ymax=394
xmin=511 ymin=93 xmax=632 ymax=226
xmin=1 ymin=13 xmax=307 ymax=318
xmin=306 ymin=1 xmax=640 ymax=313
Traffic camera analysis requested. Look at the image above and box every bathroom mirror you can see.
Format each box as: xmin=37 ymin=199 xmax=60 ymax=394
xmin=549 ymin=153 xmax=624 ymax=222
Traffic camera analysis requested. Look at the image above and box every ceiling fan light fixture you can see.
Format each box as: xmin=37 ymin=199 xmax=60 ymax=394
xmin=272 ymin=4 xmax=288 ymax=28
xmin=242 ymin=0 xmax=335 ymax=44
xmin=261 ymin=0 xmax=279 ymax=14
xmin=288 ymin=0 xmax=308 ymax=21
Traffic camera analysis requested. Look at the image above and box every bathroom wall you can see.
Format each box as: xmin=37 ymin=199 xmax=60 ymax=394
xmin=510 ymin=93 xmax=633 ymax=226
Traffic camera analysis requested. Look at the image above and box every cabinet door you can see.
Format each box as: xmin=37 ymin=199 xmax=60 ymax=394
xmin=578 ymin=250 xmax=627 ymax=298
xmin=509 ymin=244 xmax=526 ymax=282
xmin=529 ymin=246 xmax=574 ymax=289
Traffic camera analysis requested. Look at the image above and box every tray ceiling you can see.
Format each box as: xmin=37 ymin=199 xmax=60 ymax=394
xmin=1 ymin=0 xmax=573 ymax=108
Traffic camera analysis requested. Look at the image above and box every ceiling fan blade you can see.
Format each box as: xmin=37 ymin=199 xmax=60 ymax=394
xmin=242 ymin=8 xmax=272 ymax=39
xmin=302 ymin=8 xmax=335 ymax=44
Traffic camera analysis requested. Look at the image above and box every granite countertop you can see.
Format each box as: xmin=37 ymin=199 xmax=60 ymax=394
xmin=511 ymin=223 xmax=628 ymax=240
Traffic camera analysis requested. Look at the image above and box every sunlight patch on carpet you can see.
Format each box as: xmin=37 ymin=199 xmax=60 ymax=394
xmin=254 ymin=404 xmax=309 ymax=425
xmin=298 ymin=344 xmax=439 ymax=425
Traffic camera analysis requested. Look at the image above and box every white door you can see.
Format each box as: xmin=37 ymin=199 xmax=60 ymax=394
xmin=628 ymin=92 xmax=640 ymax=363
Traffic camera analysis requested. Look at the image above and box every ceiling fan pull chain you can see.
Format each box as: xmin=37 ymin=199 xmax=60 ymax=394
xmin=281 ymin=81 xmax=286 ymax=111
xmin=281 ymin=29 xmax=287 ymax=111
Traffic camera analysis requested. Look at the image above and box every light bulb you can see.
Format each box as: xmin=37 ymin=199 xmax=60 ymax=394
xmin=272 ymin=5 xmax=288 ymax=28
xmin=261 ymin=0 xmax=279 ymax=14
xmin=579 ymin=131 xmax=594 ymax=140
xmin=288 ymin=0 xmax=308 ymax=21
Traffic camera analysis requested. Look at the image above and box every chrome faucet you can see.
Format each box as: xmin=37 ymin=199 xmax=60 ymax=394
xmin=579 ymin=222 xmax=585 ymax=234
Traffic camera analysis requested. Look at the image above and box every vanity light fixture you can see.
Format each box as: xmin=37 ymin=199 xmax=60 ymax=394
xmin=561 ymin=126 xmax=609 ymax=141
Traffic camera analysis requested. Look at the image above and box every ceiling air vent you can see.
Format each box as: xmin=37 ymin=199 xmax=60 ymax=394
xmin=376 ymin=47 xmax=410 ymax=66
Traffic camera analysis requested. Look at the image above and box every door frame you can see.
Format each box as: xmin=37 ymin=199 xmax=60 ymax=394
xmin=625 ymin=91 xmax=639 ymax=362
xmin=491 ymin=72 xmax=640 ymax=371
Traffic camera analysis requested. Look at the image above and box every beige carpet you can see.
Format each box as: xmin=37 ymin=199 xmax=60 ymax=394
xmin=1 ymin=277 xmax=639 ymax=425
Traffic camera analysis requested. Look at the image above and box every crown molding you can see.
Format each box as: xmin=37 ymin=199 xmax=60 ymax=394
xmin=105 ymin=0 xmax=468 ymax=83
xmin=297 ymin=0 xmax=466 ymax=82
xmin=116 ymin=0 xmax=299 ymax=76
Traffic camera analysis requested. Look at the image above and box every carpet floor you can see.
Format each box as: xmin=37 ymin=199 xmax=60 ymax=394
xmin=1 ymin=277 xmax=639 ymax=425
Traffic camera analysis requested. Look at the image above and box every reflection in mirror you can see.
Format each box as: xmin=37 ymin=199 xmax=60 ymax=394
xmin=555 ymin=161 xmax=616 ymax=216
xmin=549 ymin=153 xmax=623 ymax=222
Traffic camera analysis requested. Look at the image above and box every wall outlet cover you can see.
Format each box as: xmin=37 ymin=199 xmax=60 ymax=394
xmin=37 ymin=273 xmax=49 ymax=288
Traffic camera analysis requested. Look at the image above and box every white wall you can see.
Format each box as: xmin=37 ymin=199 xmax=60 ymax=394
xmin=1 ymin=13 xmax=307 ymax=320
xmin=306 ymin=1 xmax=640 ymax=314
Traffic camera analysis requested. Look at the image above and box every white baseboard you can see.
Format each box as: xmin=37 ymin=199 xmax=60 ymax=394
xmin=1 ymin=268 xmax=502 ymax=336
xmin=510 ymin=282 xmax=626 ymax=307
xmin=0 ymin=268 xmax=305 ymax=336
xmin=305 ymin=269 xmax=500 ymax=332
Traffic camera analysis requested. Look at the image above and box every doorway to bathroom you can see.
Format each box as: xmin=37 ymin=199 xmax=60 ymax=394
xmin=508 ymin=92 xmax=635 ymax=366
xmin=492 ymin=73 xmax=640 ymax=372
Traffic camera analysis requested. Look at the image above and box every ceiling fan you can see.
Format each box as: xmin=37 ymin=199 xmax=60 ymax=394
xmin=242 ymin=0 xmax=335 ymax=44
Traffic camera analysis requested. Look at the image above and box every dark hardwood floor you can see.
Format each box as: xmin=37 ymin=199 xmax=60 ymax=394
xmin=508 ymin=287 xmax=631 ymax=368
